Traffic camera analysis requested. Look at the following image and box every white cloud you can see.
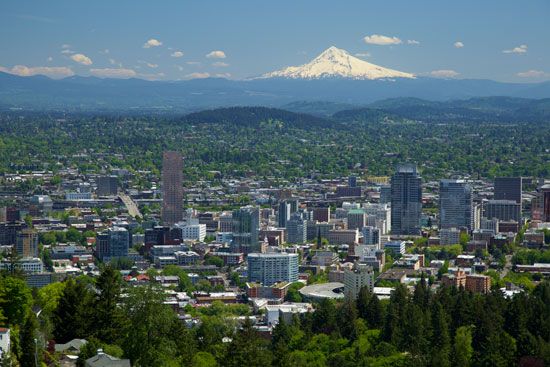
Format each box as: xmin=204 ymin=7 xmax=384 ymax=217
xmin=503 ymin=44 xmax=527 ymax=54
xmin=61 ymin=44 xmax=71 ymax=49
xmin=108 ymin=58 xmax=123 ymax=67
xmin=90 ymin=68 xmax=136 ymax=78
xmin=171 ymin=51 xmax=184 ymax=58
xmin=206 ymin=50 xmax=226 ymax=59
xmin=47 ymin=57 xmax=53 ymax=62
xmin=429 ymin=69 xmax=460 ymax=78
xmin=186 ymin=72 xmax=210 ymax=79
xmin=61 ymin=49 xmax=75 ymax=55
xmin=212 ymin=61 xmax=229 ymax=67
xmin=70 ymin=53 xmax=93 ymax=65
xmin=214 ymin=73 xmax=231 ymax=78
xmin=517 ymin=69 xmax=548 ymax=78
xmin=407 ymin=40 xmax=420 ymax=45
xmin=143 ymin=38 xmax=162 ymax=48
xmin=1 ymin=65 xmax=74 ymax=79
xmin=363 ymin=34 xmax=402 ymax=45
xmin=454 ymin=41 xmax=464 ymax=48
xmin=99 ymin=49 xmax=110 ymax=54
xmin=146 ymin=63 xmax=158 ymax=68
xmin=138 ymin=72 xmax=165 ymax=80
xmin=176 ymin=65 xmax=184 ymax=71
xmin=355 ymin=52 xmax=371 ymax=58
xmin=186 ymin=61 xmax=201 ymax=65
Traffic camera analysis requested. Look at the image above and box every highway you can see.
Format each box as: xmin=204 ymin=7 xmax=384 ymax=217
xmin=119 ymin=193 xmax=142 ymax=218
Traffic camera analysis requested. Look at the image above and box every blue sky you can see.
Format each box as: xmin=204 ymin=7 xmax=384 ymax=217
xmin=0 ymin=0 xmax=549 ymax=82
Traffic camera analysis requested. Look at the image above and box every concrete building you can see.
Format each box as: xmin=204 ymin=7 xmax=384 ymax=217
xmin=364 ymin=203 xmax=391 ymax=234
xmin=174 ymin=223 xmax=207 ymax=241
xmin=384 ymin=241 xmax=406 ymax=256
xmin=0 ymin=258 xmax=43 ymax=273
xmin=278 ymin=201 xmax=291 ymax=228
xmin=347 ymin=209 xmax=366 ymax=230
xmin=344 ymin=262 xmax=374 ymax=300
xmin=312 ymin=207 xmax=331 ymax=222
xmin=219 ymin=213 xmax=233 ymax=232
xmin=16 ymin=228 xmax=38 ymax=258
xmin=362 ymin=226 xmax=380 ymax=246
xmin=439 ymin=179 xmax=473 ymax=230
xmin=327 ymin=229 xmax=359 ymax=245
xmin=247 ymin=253 xmax=299 ymax=286
xmin=380 ymin=185 xmax=392 ymax=204
xmin=286 ymin=213 xmax=306 ymax=244
xmin=494 ymin=177 xmax=522 ymax=207
xmin=439 ymin=228 xmax=461 ymax=245
xmin=465 ymin=274 xmax=491 ymax=293
xmin=96 ymin=227 xmax=129 ymax=262
xmin=161 ymin=151 xmax=184 ymax=225
xmin=543 ymin=184 xmax=550 ymax=222
xmin=391 ymin=164 xmax=422 ymax=235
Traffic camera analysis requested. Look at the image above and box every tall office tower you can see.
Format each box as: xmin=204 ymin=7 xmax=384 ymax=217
xmin=379 ymin=185 xmax=392 ymax=204
xmin=232 ymin=206 xmax=260 ymax=253
xmin=312 ymin=207 xmax=331 ymax=222
xmin=15 ymin=228 xmax=38 ymax=258
xmin=344 ymin=262 xmax=374 ymax=300
xmin=161 ymin=151 xmax=184 ymax=226
xmin=96 ymin=227 xmax=129 ymax=262
xmin=494 ymin=177 xmax=522 ymax=204
xmin=247 ymin=253 xmax=299 ymax=286
xmin=495 ymin=176 xmax=522 ymax=219
xmin=286 ymin=213 xmax=307 ymax=244
xmin=96 ymin=175 xmax=119 ymax=196
xmin=347 ymin=209 xmax=366 ymax=230
xmin=278 ymin=201 xmax=291 ymax=228
xmin=485 ymin=200 xmax=521 ymax=222
xmin=542 ymin=184 xmax=550 ymax=222
xmin=348 ymin=175 xmax=357 ymax=188
xmin=390 ymin=164 xmax=422 ymax=235
xmin=439 ymin=179 xmax=474 ymax=230
xmin=287 ymin=198 xmax=300 ymax=214
xmin=362 ymin=226 xmax=381 ymax=247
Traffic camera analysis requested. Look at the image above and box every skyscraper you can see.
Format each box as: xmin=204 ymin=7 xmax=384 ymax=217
xmin=543 ymin=184 xmax=550 ymax=222
xmin=286 ymin=212 xmax=307 ymax=244
xmin=277 ymin=201 xmax=291 ymax=228
xmin=96 ymin=175 xmax=118 ymax=196
xmin=232 ymin=206 xmax=260 ymax=253
xmin=494 ymin=177 xmax=522 ymax=218
xmin=485 ymin=200 xmax=521 ymax=222
xmin=96 ymin=226 xmax=129 ymax=262
xmin=16 ymin=228 xmax=38 ymax=258
xmin=391 ymin=164 xmax=422 ymax=235
xmin=161 ymin=151 xmax=183 ymax=225
xmin=494 ymin=177 xmax=522 ymax=204
xmin=439 ymin=179 xmax=474 ymax=230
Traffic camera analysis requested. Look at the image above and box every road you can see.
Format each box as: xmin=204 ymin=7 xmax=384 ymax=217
xmin=119 ymin=193 xmax=142 ymax=218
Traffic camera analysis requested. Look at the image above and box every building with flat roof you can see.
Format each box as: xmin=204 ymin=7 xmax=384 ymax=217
xmin=161 ymin=151 xmax=184 ymax=225
xmin=439 ymin=179 xmax=473 ymax=230
xmin=391 ymin=164 xmax=422 ymax=235
xmin=299 ymin=282 xmax=345 ymax=301
xmin=344 ymin=262 xmax=374 ymax=300
xmin=384 ymin=241 xmax=406 ymax=256
xmin=232 ymin=206 xmax=260 ymax=254
xmin=96 ymin=226 xmax=129 ymax=262
xmin=485 ymin=200 xmax=521 ymax=223
xmin=247 ymin=252 xmax=299 ymax=286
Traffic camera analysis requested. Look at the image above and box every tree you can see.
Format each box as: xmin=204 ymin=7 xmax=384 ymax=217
xmin=191 ymin=352 xmax=218 ymax=367
xmin=431 ymin=302 xmax=451 ymax=367
xmin=122 ymin=284 xmax=179 ymax=367
xmin=225 ymin=318 xmax=272 ymax=367
xmin=0 ymin=276 xmax=33 ymax=326
xmin=356 ymin=286 xmax=372 ymax=320
xmin=337 ymin=298 xmax=358 ymax=340
xmin=366 ymin=293 xmax=383 ymax=329
xmin=19 ymin=312 xmax=39 ymax=367
xmin=53 ymin=278 xmax=92 ymax=343
xmin=93 ymin=265 xmax=125 ymax=343
xmin=453 ymin=326 xmax=473 ymax=367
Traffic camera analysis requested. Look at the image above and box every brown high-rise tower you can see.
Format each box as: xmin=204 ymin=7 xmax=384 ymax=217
xmin=162 ymin=151 xmax=183 ymax=225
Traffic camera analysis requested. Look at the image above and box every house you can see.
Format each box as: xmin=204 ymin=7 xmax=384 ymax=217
xmin=55 ymin=338 xmax=87 ymax=355
xmin=0 ymin=328 xmax=10 ymax=358
xmin=85 ymin=349 xmax=131 ymax=367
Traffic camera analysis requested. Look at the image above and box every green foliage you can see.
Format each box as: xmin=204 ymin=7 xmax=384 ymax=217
xmin=0 ymin=276 xmax=33 ymax=326
xmin=52 ymin=278 xmax=92 ymax=343
xmin=204 ymin=255 xmax=224 ymax=268
xmin=19 ymin=312 xmax=40 ymax=367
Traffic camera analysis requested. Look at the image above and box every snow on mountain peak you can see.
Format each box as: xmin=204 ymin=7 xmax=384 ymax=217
xmin=259 ymin=46 xmax=415 ymax=80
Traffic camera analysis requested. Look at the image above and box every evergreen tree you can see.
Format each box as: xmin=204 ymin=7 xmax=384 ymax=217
xmin=366 ymin=292 xmax=383 ymax=329
xmin=93 ymin=265 xmax=125 ymax=343
xmin=19 ymin=312 xmax=39 ymax=367
xmin=430 ymin=302 xmax=451 ymax=367
xmin=225 ymin=318 xmax=272 ymax=367
xmin=53 ymin=278 xmax=92 ymax=343
xmin=453 ymin=326 xmax=473 ymax=367
xmin=356 ymin=286 xmax=372 ymax=320
xmin=337 ymin=298 xmax=358 ymax=340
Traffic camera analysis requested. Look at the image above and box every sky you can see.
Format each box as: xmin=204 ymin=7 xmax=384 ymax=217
xmin=0 ymin=0 xmax=549 ymax=82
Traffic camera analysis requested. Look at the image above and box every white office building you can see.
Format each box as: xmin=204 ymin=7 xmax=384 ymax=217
xmin=247 ymin=253 xmax=299 ymax=286
xmin=344 ymin=262 xmax=374 ymax=300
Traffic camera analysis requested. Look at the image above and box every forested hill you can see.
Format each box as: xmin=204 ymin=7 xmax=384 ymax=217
xmin=183 ymin=106 xmax=335 ymax=129
xmin=334 ymin=96 xmax=550 ymax=123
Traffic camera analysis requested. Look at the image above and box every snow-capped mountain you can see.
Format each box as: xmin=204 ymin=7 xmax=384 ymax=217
xmin=260 ymin=46 xmax=415 ymax=80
